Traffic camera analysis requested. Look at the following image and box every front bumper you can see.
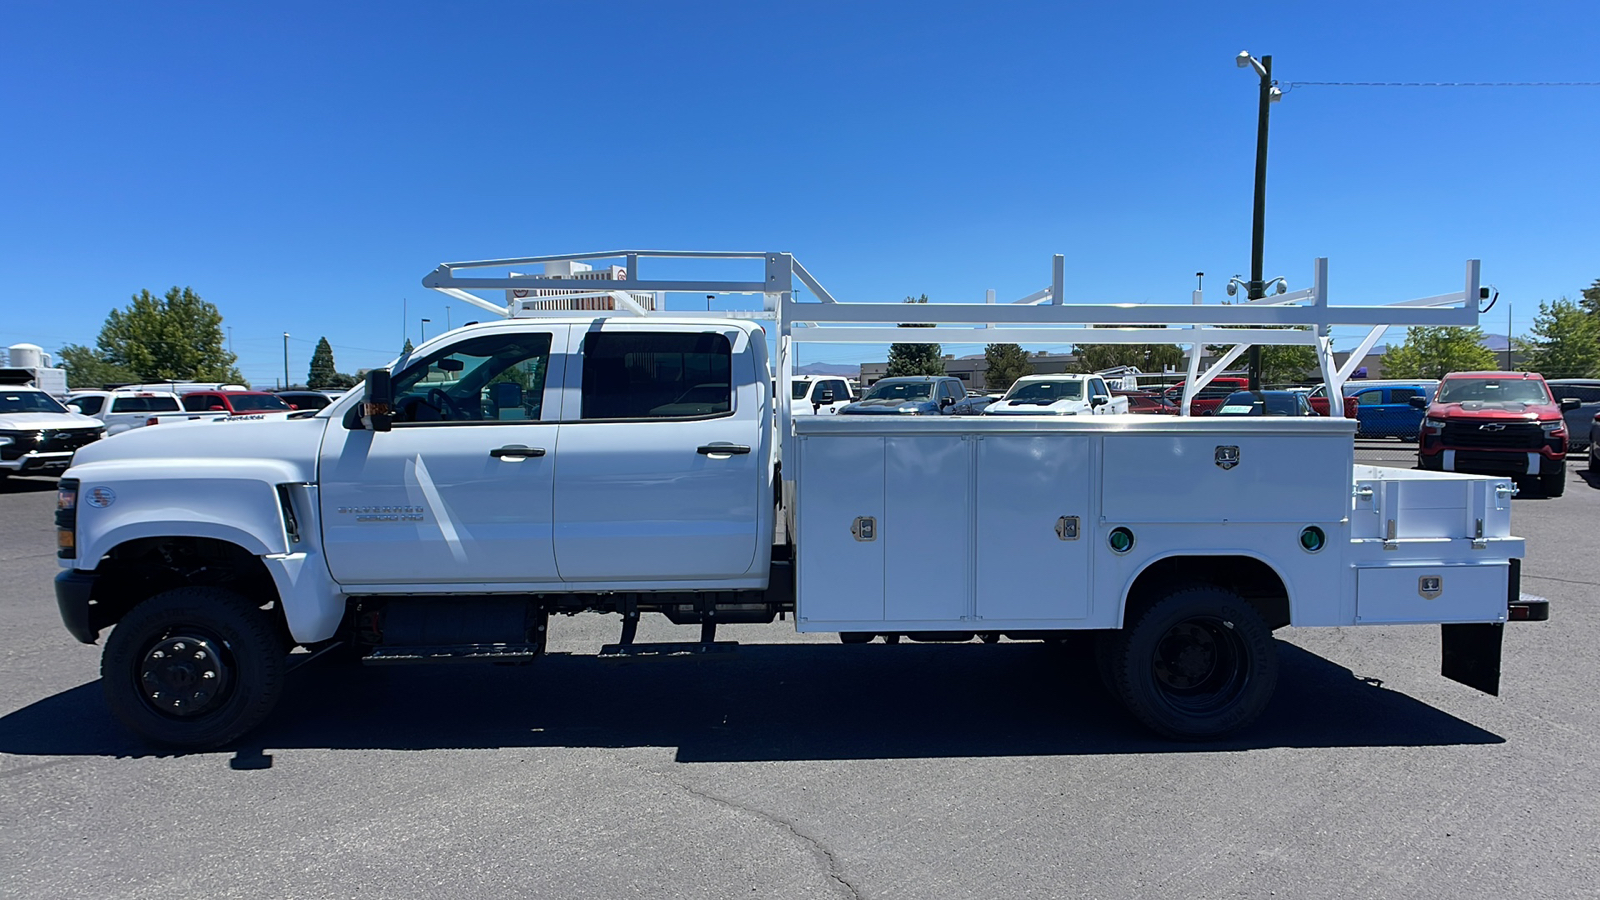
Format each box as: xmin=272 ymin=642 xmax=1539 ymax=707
xmin=1419 ymin=446 xmax=1564 ymax=476
xmin=0 ymin=450 xmax=74 ymax=475
xmin=55 ymin=569 xmax=101 ymax=644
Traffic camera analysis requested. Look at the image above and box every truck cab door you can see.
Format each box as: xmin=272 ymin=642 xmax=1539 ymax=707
xmin=552 ymin=323 xmax=765 ymax=583
xmin=318 ymin=326 xmax=569 ymax=587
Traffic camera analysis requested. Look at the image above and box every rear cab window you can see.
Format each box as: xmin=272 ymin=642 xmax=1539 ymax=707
xmin=580 ymin=331 xmax=732 ymax=420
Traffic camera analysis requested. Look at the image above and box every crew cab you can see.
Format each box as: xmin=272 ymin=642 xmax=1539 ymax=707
xmin=0 ymin=383 xmax=103 ymax=479
xmin=47 ymin=249 xmax=1539 ymax=752
xmin=181 ymin=390 xmax=294 ymax=415
xmin=984 ymin=374 xmax=1129 ymax=416
xmin=1416 ymin=371 xmax=1577 ymax=497
xmin=65 ymin=389 xmax=184 ymax=435
xmin=789 ymin=375 xmax=853 ymax=415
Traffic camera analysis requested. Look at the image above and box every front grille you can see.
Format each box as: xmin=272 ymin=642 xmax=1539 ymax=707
xmin=0 ymin=428 xmax=102 ymax=459
xmin=38 ymin=428 xmax=102 ymax=453
xmin=1440 ymin=421 xmax=1543 ymax=450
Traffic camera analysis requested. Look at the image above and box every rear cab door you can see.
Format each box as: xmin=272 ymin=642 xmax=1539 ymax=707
xmin=551 ymin=321 xmax=768 ymax=584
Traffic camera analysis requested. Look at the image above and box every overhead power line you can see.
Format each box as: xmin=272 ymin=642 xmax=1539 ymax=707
xmin=1284 ymin=80 xmax=1600 ymax=91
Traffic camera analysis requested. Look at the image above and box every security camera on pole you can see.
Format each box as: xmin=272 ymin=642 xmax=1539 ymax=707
xmin=1235 ymin=50 xmax=1285 ymax=390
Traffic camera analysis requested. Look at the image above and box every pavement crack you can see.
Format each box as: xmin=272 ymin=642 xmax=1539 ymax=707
xmin=1521 ymin=573 xmax=1600 ymax=588
xmin=634 ymin=763 xmax=862 ymax=900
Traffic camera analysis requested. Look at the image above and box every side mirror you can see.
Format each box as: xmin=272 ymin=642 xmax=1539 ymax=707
xmin=815 ymin=389 xmax=835 ymax=405
xmin=940 ymin=396 xmax=954 ymax=408
xmin=1091 ymin=396 xmax=1108 ymax=407
xmin=361 ymin=368 xmax=394 ymax=432
xmin=208 ymin=404 xmax=227 ymax=412
xmin=1560 ymin=398 xmax=1580 ymax=411
xmin=1409 ymin=396 xmax=1428 ymax=409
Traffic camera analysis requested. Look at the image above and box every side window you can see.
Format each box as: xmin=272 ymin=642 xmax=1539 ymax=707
xmin=1357 ymin=390 xmax=1384 ymax=406
xmin=1389 ymin=388 xmax=1421 ymax=404
xmin=581 ymin=331 xmax=732 ymax=420
xmin=826 ymin=380 xmax=850 ymax=401
xmin=182 ymin=394 xmax=211 ymax=412
xmin=73 ymin=396 xmax=105 ymax=415
xmin=1090 ymin=378 xmax=1108 ymax=397
xmin=1566 ymin=386 xmax=1600 ymax=403
xmin=390 ymin=331 xmax=553 ymax=424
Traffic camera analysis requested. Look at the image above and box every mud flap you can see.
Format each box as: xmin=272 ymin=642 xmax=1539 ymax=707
xmin=1441 ymin=623 xmax=1503 ymax=696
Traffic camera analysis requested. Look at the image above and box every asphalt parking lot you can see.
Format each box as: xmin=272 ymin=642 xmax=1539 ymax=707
xmin=1 ymin=445 xmax=1596 ymax=899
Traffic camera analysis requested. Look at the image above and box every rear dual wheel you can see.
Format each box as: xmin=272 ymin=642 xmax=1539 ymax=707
xmin=1104 ymin=587 xmax=1278 ymax=741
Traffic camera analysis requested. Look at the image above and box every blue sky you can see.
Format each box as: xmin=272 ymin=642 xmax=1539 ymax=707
xmin=2 ymin=1 xmax=1597 ymax=385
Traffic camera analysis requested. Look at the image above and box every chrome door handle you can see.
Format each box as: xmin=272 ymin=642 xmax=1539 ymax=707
xmin=490 ymin=445 xmax=546 ymax=459
xmin=697 ymin=443 xmax=751 ymax=455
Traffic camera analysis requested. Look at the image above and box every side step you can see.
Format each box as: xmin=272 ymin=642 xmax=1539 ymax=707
xmin=362 ymin=643 xmax=544 ymax=665
xmin=598 ymin=641 xmax=738 ymax=658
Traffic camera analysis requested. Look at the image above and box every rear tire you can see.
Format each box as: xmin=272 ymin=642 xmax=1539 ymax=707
xmin=1540 ymin=463 xmax=1565 ymax=498
xmin=102 ymin=587 xmax=287 ymax=750
xmin=1110 ymin=587 xmax=1278 ymax=741
xmin=838 ymin=632 xmax=874 ymax=645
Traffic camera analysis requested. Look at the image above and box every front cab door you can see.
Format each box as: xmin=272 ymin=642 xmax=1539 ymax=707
xmin=319 ymin=326 xmax=569 ymax=587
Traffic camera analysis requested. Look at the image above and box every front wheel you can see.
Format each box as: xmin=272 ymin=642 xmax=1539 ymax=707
xmin=102 ymin=587 xmax=287 ymax=749
xmin=1109 ymin=587 xmax=1279 ymax=741
xmin=1588 ymin=444 xmax=1597 ymax=472
xmin=1540 ymin=462 xmax=1566 ymax=498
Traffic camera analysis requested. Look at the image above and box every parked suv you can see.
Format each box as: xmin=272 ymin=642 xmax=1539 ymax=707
xmin=65 ymin=389 xmax=184 ymax=435
xmin=841 ymin=376 xmax=986 ymax=415
xmin=1417 ymin=371 xmax=1577 ymax=496
xmin=180 ymin=390 xmax=293 ymax=415
xmin=1545 ymin=379 xmax=1600 ymax=451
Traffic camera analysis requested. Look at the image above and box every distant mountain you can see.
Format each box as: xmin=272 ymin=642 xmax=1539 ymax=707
xmin=796 ymin=363 xmax=859 ymax=376
xmin=1481 ymin=333 xmax=1511 ymax=352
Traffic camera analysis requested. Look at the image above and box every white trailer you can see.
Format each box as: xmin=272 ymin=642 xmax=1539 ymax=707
xmin=51 ymin=250 xmax=1542 ymax=749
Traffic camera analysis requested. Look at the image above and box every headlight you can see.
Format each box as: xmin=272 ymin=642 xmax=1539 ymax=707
xmin=1423 ymin=417 xmax=1446 ymax=429
xmin=1540 ymin=420 xmax=1564 ymax=434
xmin=897 ymin=406 xmax=919 ymax=413
xmin=0 ymin=436 xmax=12 ymax=447
xmin=1056 ymin=410 xmax=1079 ymax=416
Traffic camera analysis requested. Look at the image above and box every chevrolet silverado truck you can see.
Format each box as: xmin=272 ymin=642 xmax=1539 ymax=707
xmin=49 ymin=250 xmax=1541 ymax=750
xmin=1416 ymin=371 xmax=1577 ymax=497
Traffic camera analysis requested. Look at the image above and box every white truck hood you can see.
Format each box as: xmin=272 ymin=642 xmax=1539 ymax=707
xmin=0 ymin=411 xmax=104 ymax=430
xmin=68 ymin=413 xmax=329 ymax=482
xmin=983 ymin=398 xmax=1084 ymax=416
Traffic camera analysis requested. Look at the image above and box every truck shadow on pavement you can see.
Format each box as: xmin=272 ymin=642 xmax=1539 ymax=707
xmin=0 ymin=642 xmax=1503 ymax=761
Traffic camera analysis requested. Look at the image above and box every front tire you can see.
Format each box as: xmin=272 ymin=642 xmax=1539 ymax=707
xmin=1540 ymin=462 xmax=1566 ymax=498
xmin=1109 ymin=587 xmax=1278 ymax=741
xmin=1588 ymin=444 xmax=1597 ymax=472
xmin=102 ymin=587 xmax=287 ymax=749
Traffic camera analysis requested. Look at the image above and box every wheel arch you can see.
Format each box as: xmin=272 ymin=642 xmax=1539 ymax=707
xmin=1120 ymin=553 xmax=1292 ymax=631
xmin=82 ymin=535 xmax=292 ymax=645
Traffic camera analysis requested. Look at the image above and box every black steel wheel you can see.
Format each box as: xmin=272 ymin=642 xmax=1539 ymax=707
xmin=1110 ymin=587 xmax=1278 ymax=741
xmin=102 ymin=587 xmax=287 ymax=749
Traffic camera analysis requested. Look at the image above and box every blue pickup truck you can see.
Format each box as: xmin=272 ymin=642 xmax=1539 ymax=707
xmin=1343 ymin=381 xmax=1439 ymax=439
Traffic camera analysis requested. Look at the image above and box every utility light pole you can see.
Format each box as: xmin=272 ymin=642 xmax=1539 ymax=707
xmin=1237 ymin=50 xmax=1283 ymax=390
xmin=420 ymin=318 xmax=431 ymax=342
xmin=282 ymin=332 xmax=291 ymax=389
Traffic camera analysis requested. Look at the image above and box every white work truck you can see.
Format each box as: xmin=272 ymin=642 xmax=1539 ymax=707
xmin=983 ymin=373 xmax=1130 ymax=416
xmin=51 ymin=250 xmax=1544 ymax=749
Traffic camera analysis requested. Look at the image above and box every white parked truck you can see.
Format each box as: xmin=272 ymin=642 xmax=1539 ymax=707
xmin=52 ymin=250 xmax=1543 ymax=748
xmin=983 ymin=373 xmax=1130 ymax=416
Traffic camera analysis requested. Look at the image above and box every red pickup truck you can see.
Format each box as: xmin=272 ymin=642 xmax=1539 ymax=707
xmin=1162 ymin=377 xmax=1249 ymax=416
xmin=1416 ymin=371 xmax=1578 ymax=497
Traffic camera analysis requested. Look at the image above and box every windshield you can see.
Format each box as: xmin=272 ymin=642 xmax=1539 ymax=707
xmin=227 ymin=394 xmax=293 ymax=412
xmin=1216 ymin=391 xmax=1302 ymax=416
xmin=791 ymin=381 xmax=812 ymax=400
xmin=1006 ymin=381 xmax=1082 ymax=403
xmin=0 ymin=391 xmax=69 ymax=414
xmin=865 ymin=382 xmax=933 ymax=402
xmin=1438 ymin=378 xmax=1552 ymax=405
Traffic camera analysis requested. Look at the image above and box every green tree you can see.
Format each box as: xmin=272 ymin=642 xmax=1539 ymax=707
xmin=1381 ymin=326 xmax=1497 ymax=379
xmin=57 ymin=343 xmax=137 ymax=388
xmin=307 ymin=337 xmax=338 ymax=388
xmin=402 ymin=338 xmax=414 ymax=355
xmin=1257 ymin=345 xmax=1319 ymax=385
xmin=1520 ymin=297 xmax=1600 ymax=378
xmin=983 ymin=343 xmax=1033 ymax=392
xmin=1580 ymin=277 xmax=1600 ymax=319
xmin=83 ymin=287 xmax=244 ymax=382
xmin=886 ymin=294 xmax=944 ymax=376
